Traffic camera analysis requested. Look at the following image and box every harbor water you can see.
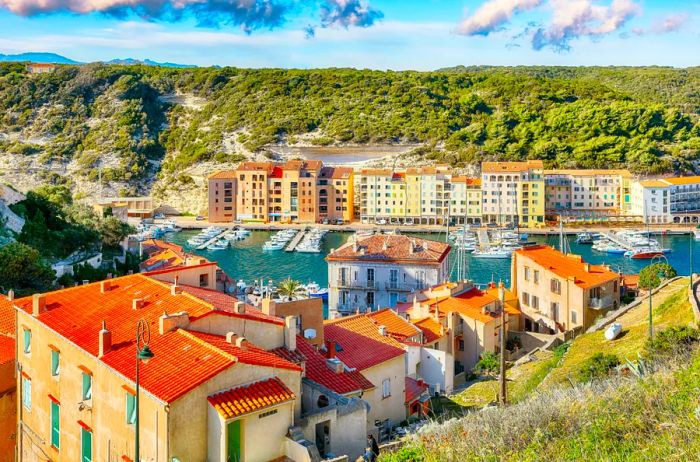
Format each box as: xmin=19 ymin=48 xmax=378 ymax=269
xmin=171 ymin=230 xmax=697 ymax=290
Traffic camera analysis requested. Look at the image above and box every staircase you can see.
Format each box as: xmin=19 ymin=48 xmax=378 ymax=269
xmin=288 ymin=426 xmax=322 ymax=462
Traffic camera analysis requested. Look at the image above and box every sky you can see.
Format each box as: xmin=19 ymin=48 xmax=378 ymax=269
xmin=0 ymin=0 xmax=697 ymax=69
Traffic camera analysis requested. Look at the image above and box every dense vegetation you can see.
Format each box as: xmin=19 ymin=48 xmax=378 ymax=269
xmin=0 ymin=63 xmax=699 ymax=187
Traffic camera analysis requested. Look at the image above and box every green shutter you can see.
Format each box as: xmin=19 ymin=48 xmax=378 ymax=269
xmin=22 ymin=378 xmax=31 ymax=410
xmin=82 ymin=373 xmax=92 ymax=400
xmin=126 ymin=392 xmax=136 ymax=424
xmin=23 ymin=329 xmax=30 ymax=353
xmin=81 ymin=428 xmax=92 ymax=462
xmin=50 ymin=401 xmax=60 ymax=448
xmin=51 ymin=350 xmax=60 ymax=376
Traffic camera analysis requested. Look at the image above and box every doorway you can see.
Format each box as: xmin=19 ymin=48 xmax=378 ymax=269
xmin=227 ymin=420 xmax=242 ymax=461
xmin=315 ymin=421 xmax=331 ymax=457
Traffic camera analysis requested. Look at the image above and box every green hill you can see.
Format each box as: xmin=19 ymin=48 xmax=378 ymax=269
xmin=0 ymin=64 xmax=699 ymax=193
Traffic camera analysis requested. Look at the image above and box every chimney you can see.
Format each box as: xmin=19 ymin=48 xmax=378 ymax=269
xmin=100 ymin=280 xmax=112 ymax=294
xmin=98 ymin=321 xmax=112 ymax=358
xmin=382 ymin=238 xmax=388 ymax=251
xmin=409 ymin=239 xmax=415 ymax=254
xmin=159 ymin=311 xmax=190 ymax=334
xmin=352 ymin=236 xmax=358 ymax=253
xmin=235 ymin=337 xmax=246 ymax=348
xmin=6 ymin=290 xmax=13 ymax=301
xmin=32 ymin=293 xmax=46 ymax=317
xmin=326 ymin=357 xmax=344 ymax=374
xmin=433 ymin=304 xmax=440 ymax=322
xmin=325 ymin=339 xmax=336 ymax=359
xmin=132 ymin=298 xmax=144 ymax=310
xmin=226 ymin=332 xmax=237 ymax=343
xmin=284 ymin=316 xmax=297 ymax=351
xmin=583 ymin=263 xmax=591 ymax=273
xmin=234 ymin=301 xmax=246 ymax=314
xmin=262 ymin=298 xmax=276 ymax=317
xmin=498 ymin=280 xmax=505 ymax=303
xmin=378 ymin=325 xmax=388 ymax=336
xmin=171 ymin=276 xmax=183 ymax=295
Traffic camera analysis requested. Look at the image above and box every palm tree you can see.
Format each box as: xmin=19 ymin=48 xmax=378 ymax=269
xmin=277 ymin=278 xmax=306 ymax=301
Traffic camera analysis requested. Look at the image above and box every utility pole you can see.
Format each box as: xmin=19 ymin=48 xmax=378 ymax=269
xmin=498 ymin=281 xmax=507 ymax=406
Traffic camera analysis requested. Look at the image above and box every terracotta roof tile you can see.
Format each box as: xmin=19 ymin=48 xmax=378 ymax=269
xmin=208 ymin=170 xmax=238 ymax=180
xmin=323 ymin=322 xmax=404 ymax=371
xmin=141 ymin=249 xmax=185 ymax=272
xmin=482 ymin=160 xmax=543 ymax=172
xmin=0 ymin=335 xmax=14 ymax=366
xmin=237 ymin=162 xmax=274 ymax=172
xmin=207 ymin=377 xmax=295 ymax=420
xmin=274 ymin=336 xmax=374 ymax=394
xmin=431 ymin=288 xmax=500 ymax=323
xmin=366 ymin=309 xmax=421 ymax=340
xmin=405 ymin=377 xmax=428 ymax=404
xmin=514 ymin=245 xmax=620 ymax=289
xmin=0 ymin=297 xmax=15 ymax=337
xmin=180 ymin=285 xmax=283 ymax=325
xmin=144 ymin=261 xmax=217 ymax=277
xmin=413 ymin=316 xmax=444 ymax=344
xmin=638 ymin=180 xmax=670 ymax=188
xmin=544 ymin=169 xmax=632 ymax=177
xmin=327 ymin=314 xmax=406 ymax=349
xmin=659 ymin=176 xmax=700 ymax=185
xmin=327 ymin=234 xmax=450 ymax=265
xmin=140 ymin=239 xmax=184 ymax=255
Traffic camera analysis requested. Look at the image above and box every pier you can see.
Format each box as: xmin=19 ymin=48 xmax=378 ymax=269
xmin=285 ymin=231 xmax=306 ymax=252
xmin=195 ymin=229 xmax=231 ymax=250
xmin=477 ymin=229 xmax=491 ymax=250
xmin=601 ymin=231 xmax=635 ymax=251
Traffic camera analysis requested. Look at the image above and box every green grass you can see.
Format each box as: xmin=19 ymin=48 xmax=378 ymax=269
xmin=546 ymin=279 xmax=694 ymax=387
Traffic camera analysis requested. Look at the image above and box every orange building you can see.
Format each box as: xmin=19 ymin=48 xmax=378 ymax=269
xmin=0 ymin=294 xmax=16 ymax=462
xmin=208 ymin=170 xmax=237 ymax=223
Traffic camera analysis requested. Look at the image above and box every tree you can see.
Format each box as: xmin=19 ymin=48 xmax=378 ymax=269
xmin=277 ymin=278 xmax=306 ymax=301
xmin=577 ymin=352 xmax=620 ymax=382
xmin=638 ymin=262 xmax=677 ymax=290
xmin=474 ymin=352 xmax=499 ymax=377
xmin=0 ymin=242 xmax=55 ymax=296
xmin=99 ymin=216 xmax=134 ymax=247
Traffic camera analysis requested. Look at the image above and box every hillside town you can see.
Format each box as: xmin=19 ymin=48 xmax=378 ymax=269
xmin=1 ymin=155 xmax=699 ymax=462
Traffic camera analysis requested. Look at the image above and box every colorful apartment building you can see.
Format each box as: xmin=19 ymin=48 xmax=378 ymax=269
xmin=318 ymin=166 xmax=354 ymax=223
xmin=544 ymin=169 xmax=632 ymax=219
xmin=208 ymin=170 xmax=237 ymax=222
xmin=511 ymin=245 xmax=621 ymax=333
xmin=450 ymin=177 xmax=482 ymax=225
xmin=481 ymin=161 xmax=545 ymax=227
xmin=631 ymin=179 xmax=670 ymax=223
xmin=326 ymin=234 xmax=451 ymax=316
xmin=0 ymin=294 xmax=16 ymax=462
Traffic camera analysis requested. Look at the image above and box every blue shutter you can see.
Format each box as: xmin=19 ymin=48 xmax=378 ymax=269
xmin=51 ymin=350 xmax=60 ymax=376
xmin=50 ymin=401 xmax=60 ymax=448
xmin=81 ymin=427 xmax=92 ymax=462
xmin=82 ymin=373 xmax=92 ymax=400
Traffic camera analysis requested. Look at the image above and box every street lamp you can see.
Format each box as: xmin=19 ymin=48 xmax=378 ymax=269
xmin=648 ymin=255 xmax=669 ymax=339
xmin=135 ymin=319 xmax=154 ymax=462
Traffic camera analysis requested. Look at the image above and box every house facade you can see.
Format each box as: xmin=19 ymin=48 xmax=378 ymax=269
xmin=544 ymin=169 xmax=632 ymax=219
xmin=326 ymin=234 xmax=451 ymax=317
xmin=208 ymin=170 xmax=237 ymax=222
xmin=511 ymin=245 xmax=621 ymax=333
xmin=481 ymin=161 xmax=545 ymax=227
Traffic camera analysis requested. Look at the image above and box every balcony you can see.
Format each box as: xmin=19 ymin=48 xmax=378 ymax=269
xmin=589 ymin=295 xmax=614 ymax=310
xmin=335 ymin=279 xmax=376 ymax=289
xmin=385 ymin=281 xmax=418 ymax=292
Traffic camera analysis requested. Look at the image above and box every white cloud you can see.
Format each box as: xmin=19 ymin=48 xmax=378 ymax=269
xmin=457 ymin=0 xmax=543 ymax=36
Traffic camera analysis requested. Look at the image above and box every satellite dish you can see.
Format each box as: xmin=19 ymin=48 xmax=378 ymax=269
xmin=304 ymin=328 xmax=317 ymax=339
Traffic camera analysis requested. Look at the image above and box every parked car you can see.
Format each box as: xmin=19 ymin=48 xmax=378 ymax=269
xmin=377 ymin=219 xmax=387 ymax=225
xmin=154 ymin=213 xmax=165 ymax=219
xmin=195 ymin=215 xmax=205 ymax=221
xmin=336 ymin=219 xmax=344 ymax=225
xmin=321 ymin=219 xmax=330 ymax=225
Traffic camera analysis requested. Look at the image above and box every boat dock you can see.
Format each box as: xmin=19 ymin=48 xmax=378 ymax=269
xmin=195 ymin=230 xmax=230 ymax=250
xmin=285 ymin=231 xmax=306 ymax=252
xmin=601 ymin=231 xmax=634 ymax=251
xmin=477 ymin=229 xmax=491 ymax=250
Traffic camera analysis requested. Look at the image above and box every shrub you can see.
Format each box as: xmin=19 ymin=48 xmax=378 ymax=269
xmin=577 ymin=352 xmax=620 ymax=382
xmin=474 ymin=352 xmax=499 ymax=376
xmin=380 ymin=445 xmax=424 ymax=462
xmin=645 ymin=326 xmax=700 ymax=355
xmin=639 ymin=262 xmax=677 ymax=290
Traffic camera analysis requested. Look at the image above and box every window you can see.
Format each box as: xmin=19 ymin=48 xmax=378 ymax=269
xmin=458 ymin=339 xmax=465 ymax=351
xmin=199 ymin=273 xmax=209 ymax=287
xmin=524 ymin=267 xmax=530 ymax=281
xmin=551 ymin=278 xmax=561 ymax=294
xmin=22 ymin=377 xmax=31 ymax=410
xmin=551 ymin=302 xmax=560 ymax=322
xmin=534 ymin=270 xmax=540 ymax=284
xmin=51 ymin=350 xmax=60 ymax=377
xmin=522 ymin=292 xmax=530 ymax=306
xmin=382 ymin=378 xmax=391 ymax=398
xmin=125 ymin=392 xmax=136 ymax=425
xmin=23 ymin=328 xmax=31 ymax=354
xmin=81 ymin=427 xmax=93 ymax=462
xmin=50 ymin=400 xmax=60 ymax=449
xmin=532 ymin=296 xmax=540 ymax=310
xmin=571 ymin=311 xmax=578 ymax=324
xmin=82 ymin=373 xmax=92 ymax=400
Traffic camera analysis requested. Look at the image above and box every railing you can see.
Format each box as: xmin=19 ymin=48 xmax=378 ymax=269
xmin=335 ymin=280 xmax=376 ymax=289
xmin=384 ymin=281 xmax=418 ymax=291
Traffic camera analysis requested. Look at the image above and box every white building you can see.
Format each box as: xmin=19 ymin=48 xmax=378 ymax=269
xmin=326 ymin=234 xmax=451 ymax=317
xmin=631 ymin=179 xmax=671 ymax=224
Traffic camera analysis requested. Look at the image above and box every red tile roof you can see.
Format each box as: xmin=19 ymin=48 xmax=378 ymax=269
xmin=180 ymin=285 xmax=283 ymax=325
xmin=327 ymin=314 xmax=406 ymax=350
xmin=431 ymin=288 xmax=499 ymax=324
xmin=140 ymin=239 xmax=184 ymax=256
xmin=482 ymin=160 xmax=544 ymax=172
xmin=208 ymin=377 xmax=295 ymax=419
xmin=413 ymin=316 xmax=444 ymax=344
xmin=327 ymin=234 xmax=450 ymax=265
xmin=144 ymin=261 xmax=217 ymax=277
xmin=514 ymin=245 xmax=620 ymax=289
xmin=323 ymin=322 xmax=405 ymax=371
xmin=0 ymin=336 xmax=14 ymax=366
xmin=366 ymin=309 xmax=421 ymax=340
xmin=405 ymin=377 xmax=428 ymax=404
xmin=0 ymin=297 xmax=15 ymax=337
xmin=13 ymin=274 xmax=288 ymax=403
xmin=208 ymin=170 xmax=237 ymax=180
xmin=273 ymin=336 xmax=374 ymax=395
xmin=141 ymin=249 xmax=185 ymax=271
xmin=185 ymin=330 xmax=301 ymax=372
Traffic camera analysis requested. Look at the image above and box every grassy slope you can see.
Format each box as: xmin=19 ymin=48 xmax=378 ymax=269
xmin=381 ymin=279 xmax=700 ymax=461
xmin=546 ymin=278 xmax=693 ymax=387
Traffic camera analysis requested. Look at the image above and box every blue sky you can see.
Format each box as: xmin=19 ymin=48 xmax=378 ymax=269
xmin=0 ymin=0 xmax=697 ymax=69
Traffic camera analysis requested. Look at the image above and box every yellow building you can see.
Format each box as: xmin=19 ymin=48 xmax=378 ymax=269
xmin=481 ymin=161 xmax=545 ymax=227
